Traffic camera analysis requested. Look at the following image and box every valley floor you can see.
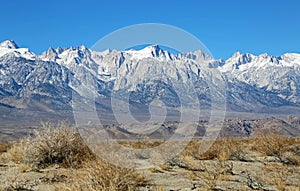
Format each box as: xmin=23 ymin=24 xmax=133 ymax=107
xmin=0 ymin=133 xmax=300 ymax=191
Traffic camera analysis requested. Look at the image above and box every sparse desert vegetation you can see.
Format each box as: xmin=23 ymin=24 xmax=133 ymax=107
xmin=0 ymin=123 xmax=299 ymax=190
xmin=0 ymin=123 xmax=147 ymax=191
xmin=0 ymin=143 xmax=12 ymax=156
xmin=4 ymin=122 xmax=95 ymax=168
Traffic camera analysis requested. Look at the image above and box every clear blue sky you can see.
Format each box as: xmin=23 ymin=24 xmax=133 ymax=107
xmin=1 ymin=0 xmax=299 ymax=59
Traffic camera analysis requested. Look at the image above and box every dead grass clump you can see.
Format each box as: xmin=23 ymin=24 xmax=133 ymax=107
xmin=196 ymin=138 xmax=244 ymax=161
xmin=180 ymin=154 xmax=211 ymax=171
xmin=252 ymin=129 xmax=296 ymax=157
xmin=119 ymin=140 xmax=163 ymax=149
xmin=191 ymin=160 xmax=233 ymax=190
xmin=17 ymin=164 xmax=31 ymax=173
xmin=0 ymin=142 xmax=13 ymax=163
xmin=7 ymin=122 xmax=95 ymax=168
xmin=262 ymin=163 xmax=299 ymax=191
xmin=159 ymin=163 xmax=171 ymax=171
xmin=5 ymin=142 xmax=25 ymax=164
xmin=278 ymin=152 xmax=300 ymax=166
xmin=149 ymin=167 xmax=162 ymax=173
xmin=180 ymin=140 xmax=201 ymax=158
xmin=0 ymin=142 xmax=12 ymax=154
xmin=69 ymin=159 xmax=148 ymax=190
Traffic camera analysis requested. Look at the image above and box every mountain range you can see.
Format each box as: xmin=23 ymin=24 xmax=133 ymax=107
xmin=0 ymin=40 xmax=300 ymax=120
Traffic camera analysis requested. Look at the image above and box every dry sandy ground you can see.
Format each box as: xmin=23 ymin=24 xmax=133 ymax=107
xmin=0 ymin=143 xmax=299 ymax=191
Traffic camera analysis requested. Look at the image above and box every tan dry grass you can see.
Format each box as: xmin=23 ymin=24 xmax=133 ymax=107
xmin=5 ymin=142 xmax=24 ymax=164
xmin=17 ymin=164 xmax=31 ymax=173
xmin=182 ymin=138 xmax=245 ymax=161
xmin=0 ymin=142 xmax=12 ymax=154
xmin=181 ymin=131 xmax=299 ymax=164
xmin=252 ymin=129 xmax=296 ymax=156
xmin=251 ymin=129 xmax=300 ymax=166
xmin=190 ymin=160 xmax=233 ymax=190
xmin=262 ymin=163 xmax=300 ymax=191
xmin=6 ymin=122 xmax=95 ymax=168
xmin=2 ymin=124 xmax=300 ymax=190
xmin=159 ymin=163 xmax=171 ymax=171
xmin=67 ymin=158 xmax=148 ymax=191
xmin=118 ymin=140 xmax=163 ymax=149
xmin=2 ymin=123 xmax=149 ymax=191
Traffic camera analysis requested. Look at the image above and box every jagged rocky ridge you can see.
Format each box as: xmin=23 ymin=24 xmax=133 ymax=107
xmin=0 ymin=40 xmax=300 ymax=113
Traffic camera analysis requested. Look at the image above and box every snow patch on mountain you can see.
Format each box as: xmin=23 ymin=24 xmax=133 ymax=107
xmin=0 ymin=40 xmax=36 ymax=60
xmin=0 ymin=40 xmax=19 ymax=49
xmin=1 ymin=40 xmax=300 ymax=112
xmin=124 ymin=45 xmax=174 ymax=61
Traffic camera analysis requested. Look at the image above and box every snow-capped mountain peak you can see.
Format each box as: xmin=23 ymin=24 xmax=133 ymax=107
xmin=125 ymin=45 xmax=173 ymax=60
xmin=280 ymin=53 xmax=300 ymax=66
xmin=1 ymin=40 xmax=300 ymax=113
xmin=219 ymin=52 xmax=254 ymax=72
xmin=141 ymin=44 xmax=162 ymax=55
xmin=41 ymin=47 xmax=58 ymax=61
xmin=232 ymin=51 xmax=242 ymax=57
xmin=55 ymin=47 xmax=64 ymax=54
xmin=0 ymin=40 xmax=19 ymax=49
xmin=231 ymin=52 xmax=254 ymax=62
xmin=0 ymin=40 xmax=36 ymax=60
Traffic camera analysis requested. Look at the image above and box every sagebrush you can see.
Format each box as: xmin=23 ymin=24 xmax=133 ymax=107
xmin=7 ymin=122 xmax=95 ymax=168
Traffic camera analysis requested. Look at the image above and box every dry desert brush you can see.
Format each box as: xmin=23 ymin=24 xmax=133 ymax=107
xmin=7 ymin=122 xmax=95 ymax=168
xmin=252 ymin=129 xmax=295 ymax=157
xmin=68 ymin=159 xmax=148 ymax=190
xmin=251 ymin=129 xmax=300 ymax=166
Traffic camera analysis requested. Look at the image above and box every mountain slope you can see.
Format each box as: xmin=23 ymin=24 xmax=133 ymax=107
xmin=0 ymin=40 xmax=299 ymax=115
